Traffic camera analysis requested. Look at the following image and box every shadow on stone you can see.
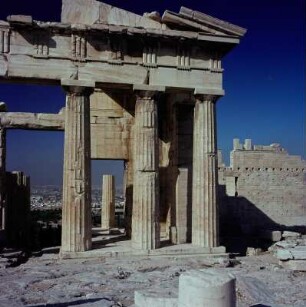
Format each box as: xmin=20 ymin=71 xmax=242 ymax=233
xmin=219 ymin=190 xmax=306 ymax=255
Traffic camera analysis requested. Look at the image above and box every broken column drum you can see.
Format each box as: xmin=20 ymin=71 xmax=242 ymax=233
xmin=178 ymin=269 xmax=236 ymax=307
xmin=101 ymin=175 xmax=115 ymax=229
xmin=61 ymin=84 xmax=93 ymax=253
xmin=192 ymin=95 xmax=219 ymax=247
xmin=132 ymin=89 xmax=160 ymax=250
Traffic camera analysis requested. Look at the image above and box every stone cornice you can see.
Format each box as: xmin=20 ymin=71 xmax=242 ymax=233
xmin=3 ymin=19 xmax=241 ymax=45
xmin=179 ymin=7 xmax=247 ymax=37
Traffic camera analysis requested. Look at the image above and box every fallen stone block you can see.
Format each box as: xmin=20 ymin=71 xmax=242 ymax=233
xmin=237 ymin=276 xmax=277 ymax=306
xmin=134 ymin=288 xmax=178 ymax=307
xmin=290 ymin=246 xmax=306 ymax=260
xmin=246 ymin=247 xmax=263 ymax=256
xmin=280 ymin=260 xmax=306 ymax=271
xmin=275 ymin=249 xmax=293 ymax=261
xmin=275 ymin=241 xmax=297 ymax=249
xmin=282 ymin=231 xmax=301 ymax=239
xmin=275 ymin=246 xmax=306 ymax=260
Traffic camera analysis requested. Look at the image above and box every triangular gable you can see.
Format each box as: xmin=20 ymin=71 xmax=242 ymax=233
xmin=162 ymin=6 xmax=246 ymax=37
xmin=61 ymin=0 xmax=163 ymax=29
xmin=61 ymin=1 xmax=246 ymax=38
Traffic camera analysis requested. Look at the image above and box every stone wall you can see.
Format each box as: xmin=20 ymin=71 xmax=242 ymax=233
xmin=90 ymin=89 xmax=134 ymax=160
xmin=5 ymin=171 xmax=30 ymax=247
xmin=219 ymin=139 xmax=306 ymax=235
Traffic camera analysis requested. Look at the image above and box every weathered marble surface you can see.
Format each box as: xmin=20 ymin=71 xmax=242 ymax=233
xmin=62 ymin=0 xmax=163 ymax=29
xmin=0 ymin=2 xmax=245 ymax=92
xmin=0 ymin=126 xmax=5 ymax=230
xmin=0 ymin=112 xmax=64 ymax=130
xmin=0 ymin=2 xmax=248 ymax=253
xmin=61 ymin=81 xmax=94 ymax=253
xmin=178 ymin=269 xmax=236 ymax=307
xmin=132 ymin=87 xmax=163 ymax=250
xmin=192 ymin=95 xmax=219 ymax=247
xmin=101 ymin=175 xmax=115 ymax=230
xmin=219 ymin=139 xmax=306 ymax=233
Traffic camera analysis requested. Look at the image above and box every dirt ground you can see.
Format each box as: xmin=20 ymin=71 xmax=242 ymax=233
xmin=0 ymin=248 xmax=305 ymax=307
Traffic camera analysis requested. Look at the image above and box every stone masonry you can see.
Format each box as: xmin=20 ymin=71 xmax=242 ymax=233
xmin=219 ymin=139 xmax=306 ymax=235
xmin=0 ymin=1 xmax=246 ymax=252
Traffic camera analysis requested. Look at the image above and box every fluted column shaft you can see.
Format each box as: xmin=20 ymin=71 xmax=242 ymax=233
xmin=132 ymin=90 xmax=160 ymax=250
xmin=192 ymin=95 xmax=219 ymax=247
xmin=0 ymin=126 xmax=6 ymax=229
xmin=61 ymin=84 xmax=93 ymax=253
xmin=101 ymin=175 xmax=115 ymax=229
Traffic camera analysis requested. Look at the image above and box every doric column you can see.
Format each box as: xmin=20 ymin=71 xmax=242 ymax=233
xmin=61 ymin=80 xmax=94 ymax=253
xmin=132 ymin=85 xmax=164 ymax=250
xmin=192 ymin=94 xmax=219 ymax=247
xmin=0 ymin=125 xmax=6 ymax=230
xmin=101 ymin=175 xmax=115 ymax=230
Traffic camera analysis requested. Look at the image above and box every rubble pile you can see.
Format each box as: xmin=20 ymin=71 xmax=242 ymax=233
xmin=269 ymin=231 xmax=306 ymax=272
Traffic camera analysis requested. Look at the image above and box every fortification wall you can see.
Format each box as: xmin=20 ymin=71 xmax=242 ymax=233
xmin=219 ymin=139 xmax=306 ymax=234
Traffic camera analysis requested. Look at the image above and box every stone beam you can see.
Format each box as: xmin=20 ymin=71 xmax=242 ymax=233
xmin=0 ymin=20 xmax=230 ymax=91
xmin=0 ymin=112 xmax=64 ymax=130
xmin=0 ymin=55 xmax=223 ymax=91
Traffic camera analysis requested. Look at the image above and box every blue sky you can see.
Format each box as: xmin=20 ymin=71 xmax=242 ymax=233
xmin=0 ymin=0 xmax=305 ymax=187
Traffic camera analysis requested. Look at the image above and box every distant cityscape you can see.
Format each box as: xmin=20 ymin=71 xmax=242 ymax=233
xmin=31 ymin=186 xmax=125 ymax=211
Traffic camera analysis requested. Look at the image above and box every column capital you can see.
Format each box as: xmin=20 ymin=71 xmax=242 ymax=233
xmin=133 ymin=84 xmax=165 ymax=100
xmin=194 ymin=94 xmax=221 ymax=103
xmin=193 ymin=88 xmax=224 ymax=103
xmin=61 ymin=79 xmax=95 ymax=95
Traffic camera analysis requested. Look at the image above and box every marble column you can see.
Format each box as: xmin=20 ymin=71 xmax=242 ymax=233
xmin=192 ymin=94 xmax=219 ymax=247
xmin=132 ymin=85 xmax=164 ymax=250
xmin=0 ymin=126 xmax=6 ymax=230
xmin=101 ymin=175 xmax=115 ymax=229
xmin=61 ymin=80 xmax=94 ymax=253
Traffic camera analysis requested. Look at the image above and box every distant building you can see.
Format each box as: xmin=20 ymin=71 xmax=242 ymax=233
xmin=218 ymin=139 xmax=306 ymax=234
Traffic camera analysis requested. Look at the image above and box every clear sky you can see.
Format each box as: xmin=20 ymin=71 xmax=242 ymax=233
xmin=0 ymin=0 xmax=305 ymax=187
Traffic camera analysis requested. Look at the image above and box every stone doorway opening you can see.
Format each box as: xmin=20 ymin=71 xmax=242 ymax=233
xmin=91 ymin=159 xmax=126 ymax=249
xmin=7 ymin=129 xmax=64 ymax=251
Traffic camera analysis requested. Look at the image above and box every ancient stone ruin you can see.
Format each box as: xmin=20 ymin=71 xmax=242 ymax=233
xmin=219 ymin=139 xmax=306 ymax=236
xmin=1 ymin=0 xmax=247 ymax=254
xmin=0 ymin=3 xmax=305 ymax=306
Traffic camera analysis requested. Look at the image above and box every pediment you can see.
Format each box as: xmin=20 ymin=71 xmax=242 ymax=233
xmin=61 ymin=0 xmax=163 ymax=29
xmin=162 ymin=7 xmax=246 ymax=37
xmin=61 ymin=1 xmax=246 ymax=39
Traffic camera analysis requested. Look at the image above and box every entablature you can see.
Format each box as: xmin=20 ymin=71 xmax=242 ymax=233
xmin=0 ymin=4 xmax=246 ymax=91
